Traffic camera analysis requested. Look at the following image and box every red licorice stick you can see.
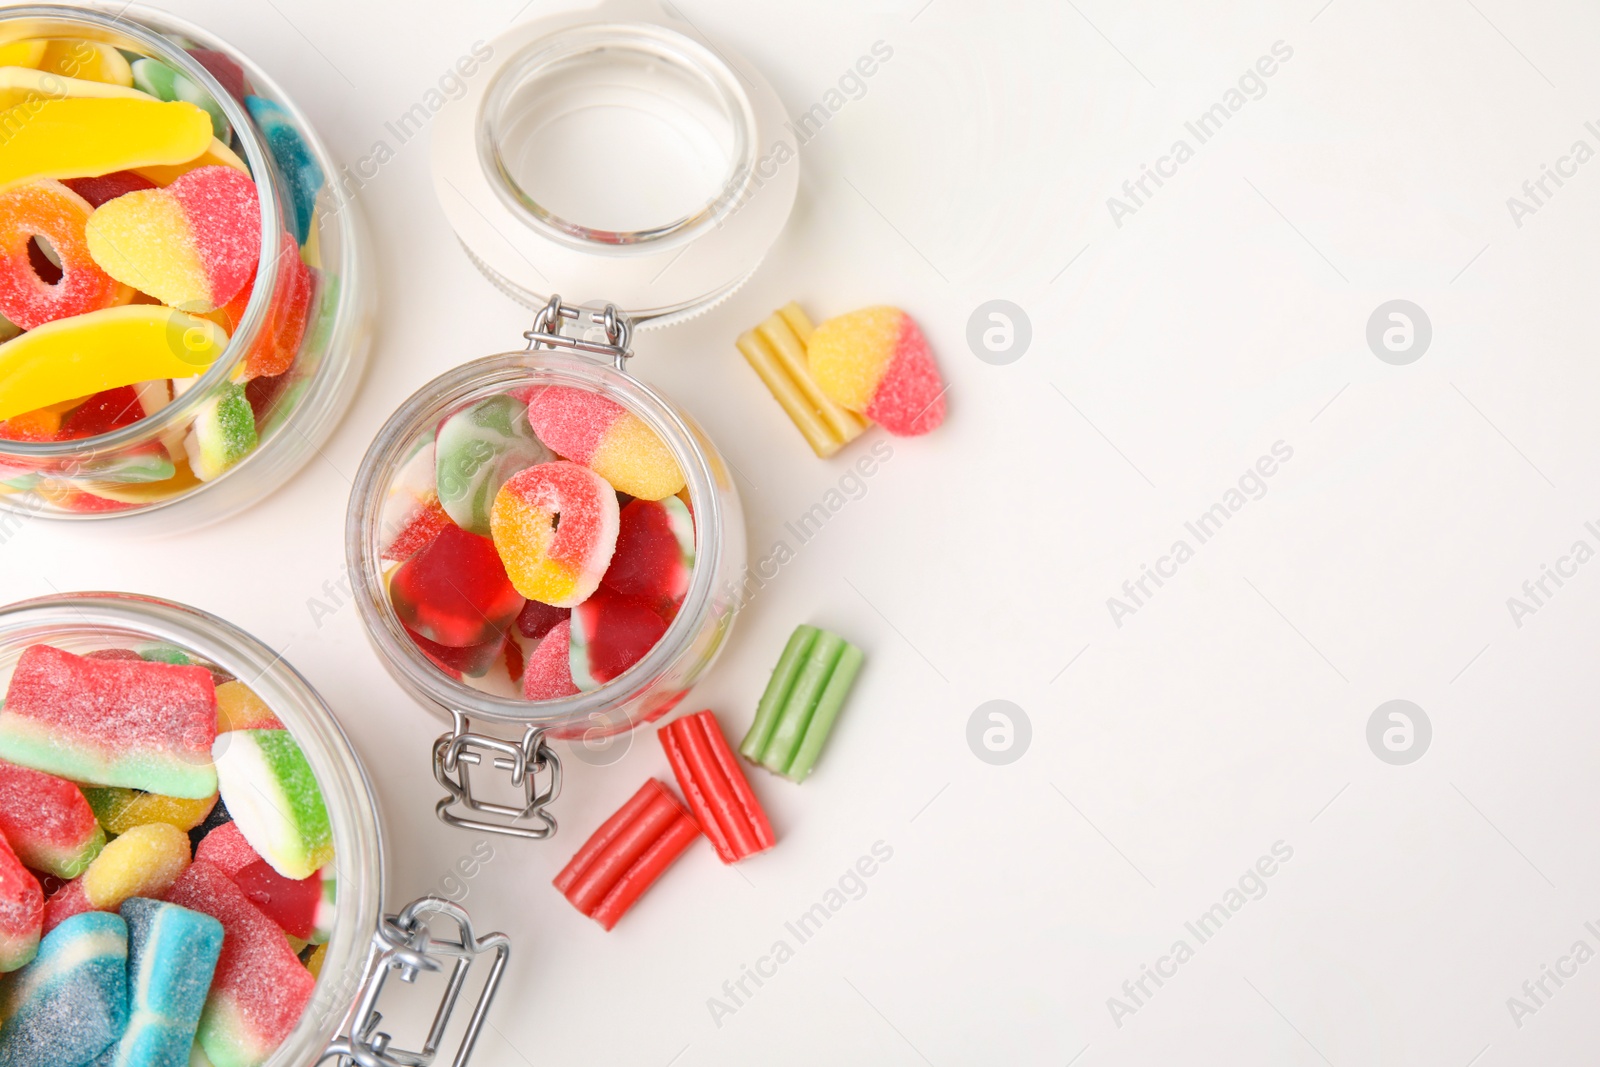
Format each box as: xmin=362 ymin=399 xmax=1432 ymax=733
xmin=563 ymin=790 xmax=682 ymax=916
xmin=660 ymin=710 xmax=776 ymax=864
xmin=553 ymin=780 xmax=666 ymax=896
xmin=588 ymin=812 xmax=700 ymax=931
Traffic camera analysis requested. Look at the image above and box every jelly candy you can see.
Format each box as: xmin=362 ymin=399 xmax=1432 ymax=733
xmin=0 ymin=304 xmax=228 ymax=422
xmin=130 ymin=137 xmax=249 ymax=189
xmin=94 ymin=898 xmax=223 ymax=1067
xmin=0 ymin=98 xmax=213 ymax=194
xmin=79 ymin=822 xmax=192 ymax=912
xmin=0 ymin=180 xmax=131 ymax=329
xmin=406 ymin=626 xmax=504 ymax=680
xmin=186 ymin=800 xmax=233 ymax=854
xmin=57 ymin=387 xmax=144 ymax=439
xmin=0 ymin=761 xmax=105 ymax=878
xmin=435 ymin=394 xmax=551 ymax=536
xmin=525 ymin=385 xmax=685 ymax=501
xmin=0 ymin=912 xmax=128 ymax=1064
xmin=382 ymin=496 xmax=451 ymax=563
xmin=213 ymin=681 xmax=282 ymax=733
xmin=219 ymin=232 xmax=312 ymax=379
xmin=0 ymin=645 xmax=218 ymax=799
xmin=192 ymin=823 xmax=256 ymax=879
xmin=807 ymin=307 xmax=946 ymax=436
xmin=164 ymin=860 xmax=314 ymax=1067
xmin=553 ymin=779 xmax=699 ymax=931
xmin=0 ymin=832 xmax=43 ymax=972
xmin=85 ymin=166 xmax=261 ymax=313
xmin=189 ymin=51 xmax=249 ymax=106
xmin=37 ymin=39 xmax=134 ymax=87
xmin=244 ymin=96 xmax=322 ymax=245
xmin=490 ymin=461 xmax=620 ymax=608
xmin=522 ymin=619 xmax=580 ymax=701
xmin=82 ymin=787 xmax=218 ymax=836
xmin=659 ymin=710 xmax=776 ymax=864
xmin=570 ymin=590 xmax=668 ymax=692
xmin=183 ymin=381 xmax=256 ymax=481
xmin=0 ymin=40 xmax=46 ymax=68
xmin=390 ymin=523 xmax=524 ymax=648
xmin=41 ymin=876 xmax=93 ymax=934
xmin=737 ymin=302 xmax=870 ymax=457
xmin=231 ymin=861 xmax=334 ymax=944
xmin=515 ymin=598 xmax=569 ymax=640
xmin=377 ymin=433 xmax=436 ymax=550
xmin=212 ymin=729 xmax=332 ymax=880
xmin=740 ymin=625 xmax=865 ymax=782
xmin=131 ymin=57 xmax=227 ymax=139
xmin=602 ymin=495 xmax=694 ymax=606
xmin=63 ymin=170 xmax=157 ymax=208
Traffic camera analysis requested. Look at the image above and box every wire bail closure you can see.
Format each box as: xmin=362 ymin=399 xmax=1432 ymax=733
xmin=433 ymin=712 xmax=562 ymax=839
xmin=319 ymin=898 xmax=511 ymax=1067
xmin=523 ymin=293 xmax=634 ymax=371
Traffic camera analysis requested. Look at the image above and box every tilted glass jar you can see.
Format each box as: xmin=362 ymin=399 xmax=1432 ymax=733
xmin=346 ymin=306 xmax=747 ymax=840
xmin=0 ymin=593 xmax=507 ymax=1067
xmin=0 ymin=4 xmax=372 ymax=525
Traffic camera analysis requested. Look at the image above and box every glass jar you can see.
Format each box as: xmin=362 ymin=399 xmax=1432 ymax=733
xmin=0 ymin=593 xmax=508 ymax=1067
xmin=346 ymin=320 xmax=747 ymax=839
xmin=0 ymin=3 xmax=372 ymax=524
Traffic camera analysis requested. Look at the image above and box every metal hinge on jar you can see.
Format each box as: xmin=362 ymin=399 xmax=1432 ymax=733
xmin=433 ymin=712 xmax=562 ymax=839
xmin=524 ymin=294 xmax=633 ymax=370
xmin=319 ymin=898 xmax=510 ymax=1067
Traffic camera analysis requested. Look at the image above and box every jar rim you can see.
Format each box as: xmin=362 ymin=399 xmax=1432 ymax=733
xmin=0 ymin=591 xmax=384 ymax=1066
xmin=477 ymin=21 xmax=758 ymax=254
xmin=346 ymin=350 xmax=729 ymax=729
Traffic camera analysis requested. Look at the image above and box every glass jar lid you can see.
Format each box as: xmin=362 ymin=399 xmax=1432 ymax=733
xmin=430 ymin=0 xmax=798 ymax=325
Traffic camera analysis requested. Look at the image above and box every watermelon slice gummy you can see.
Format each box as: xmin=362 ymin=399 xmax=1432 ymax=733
xmin=213 ymin=729 xmax=332 ymax=881
xmin=0 ymin=644 xmax=218 ymax=799
xmin=165 ymin=860 xmax=315 ymax=1067
xmin=0 ymin=830 xmax=43 ymax=972
xmin=0 ymin=759 xmax=105 ymax=878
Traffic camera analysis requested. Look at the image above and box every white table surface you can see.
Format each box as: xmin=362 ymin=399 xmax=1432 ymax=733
xmin=5 ymin=0 xmax=1600 ymax=1063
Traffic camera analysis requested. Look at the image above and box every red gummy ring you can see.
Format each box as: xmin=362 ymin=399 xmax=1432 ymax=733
xmin=0 ymin=180 xmax=130 ymax=331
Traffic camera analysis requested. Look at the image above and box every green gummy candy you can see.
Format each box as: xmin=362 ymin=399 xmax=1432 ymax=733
xmin=214 ymin=728 xmax=333 ymax=881
xmin=186 ymin=382 xmax=258 ymax=482
xmin=761 ymin=631 xmax=845 ymax=775
xmin=132 ymin=57 xmax=228 ymax=139
xmin=435 ymin=394 xmax=550 ymax=535
xmin=784 ymin=640 xmax=863 ymax=783
xmin=740 ymin=625 xmax=818 ymax=763
xmin=138 ymin=644 xmax=193 ymax=666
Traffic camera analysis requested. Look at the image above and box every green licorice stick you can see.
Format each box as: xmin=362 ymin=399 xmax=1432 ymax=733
xmin=784 ymin=640 xmax=863 ymax=782
xmin=739 ymin=626 xmax=819 ymax=762
xmin=761 ymin=631 xmax=845 ymax=775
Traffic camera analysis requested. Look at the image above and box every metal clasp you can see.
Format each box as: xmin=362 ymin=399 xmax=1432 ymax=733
xmin=523 ymin=294 xmax=634 ymax=371
xmin=319 ymin=898 xmax=510 ymax=1067
xmin=433 ymin=712 xmax=561 ymax=839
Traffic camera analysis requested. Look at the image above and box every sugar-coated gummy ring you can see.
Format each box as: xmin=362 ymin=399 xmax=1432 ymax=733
xmin=0 ymin=179 xmax=129 ymax=331
xmin=490 ymin=461 xmax=620 ymax=609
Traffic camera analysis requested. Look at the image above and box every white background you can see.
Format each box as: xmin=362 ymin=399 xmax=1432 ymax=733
xmin=5 ymin=0 xmax=1600 ymax=1064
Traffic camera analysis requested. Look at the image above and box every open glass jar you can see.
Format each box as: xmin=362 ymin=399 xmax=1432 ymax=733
xmin=347 ymin=303 xmax=747 ymax=839
xmin=0 ymin=593 xmax=507 ymax=1067
xmin=0 ymin=4 xmax=372 ymax=524
xmin=348 ymin=0 xmax=793 ymax=840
